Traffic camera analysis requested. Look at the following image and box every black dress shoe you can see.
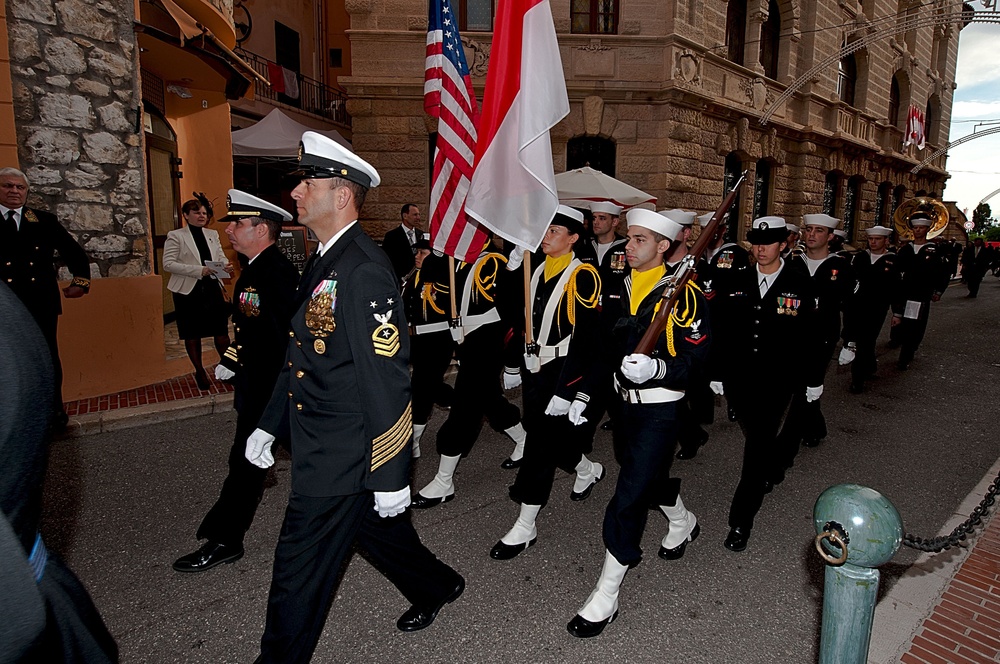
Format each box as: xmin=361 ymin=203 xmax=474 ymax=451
xmin=727 ymin=407 xmax=738 ymax=422
xmin=570 ymin=466 xmax=605 ymax=501
xmin=567 ymin=610 xmax=619 ymax=638
xmin=762 ymin=480 xmax=774 ymax=494
xmin=396 ymin=576 xmax=465 ymax=632
xmin=724 ymin=527 xmax=750 ymax=552
xmin=896 ymin=360 xmax=910 ymax=371
xmin=802 ymin=437 xmax=822 ymax=448
xmin=173 ymin=541 xmax=244 ymax=573
xmin=659 ymin=522 xmax=701 ymax=560
xmin=194 ymin=369 xmax=211 ymax=391
xmin=410 ymin=492 xmax=455 ymax=509
xmin=600 ymin=420 xmax=615 ymax=431
xmin=848 ymin=381 xmax=864 ymax=394
xmin=500 ymin=457 xmax=522 ymax=470
xmin=490 ymin=537 xmax=536 ymax=560
xmin=52 ymin=409 xmax=69 ymax=433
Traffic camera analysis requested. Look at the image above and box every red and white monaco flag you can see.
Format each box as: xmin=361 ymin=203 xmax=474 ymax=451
xmin=464 ymin=0 xmax=569 ymax=251
xmin=903 ymin=104 xmax=926 ymax=150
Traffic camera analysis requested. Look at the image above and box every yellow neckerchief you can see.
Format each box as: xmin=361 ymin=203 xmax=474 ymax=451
xmin=544 ymin=253 xmax=573 ymax=282
xmin=629 ymin=264 xmax=667 ymax=316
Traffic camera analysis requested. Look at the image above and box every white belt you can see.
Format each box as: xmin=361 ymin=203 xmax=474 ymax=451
xmin=460 ymin=308 xmax=501 ymax=337
xmin=526 ymin=336 xmax=571 ymax=368
xmin=614 ymin=377 xmax=684 ymax=404
xmin=414 ymin=321 xmax=450 ymax=335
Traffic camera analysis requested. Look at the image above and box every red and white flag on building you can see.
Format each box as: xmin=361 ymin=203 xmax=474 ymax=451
xmin=464 ymin=0 xmax=570 ymax=251
xmin=424 ymin=0 xmax=485 ymax=261
xmin=903 ymin=104 xmax=926 ymax=150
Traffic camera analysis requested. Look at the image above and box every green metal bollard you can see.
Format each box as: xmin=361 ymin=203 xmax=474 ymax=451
xmin=813 ymin=484 xmax=903 ymax=664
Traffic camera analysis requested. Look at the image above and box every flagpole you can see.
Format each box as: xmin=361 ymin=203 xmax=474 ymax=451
xmin=522 ymin=250 xmax=533 ymax=346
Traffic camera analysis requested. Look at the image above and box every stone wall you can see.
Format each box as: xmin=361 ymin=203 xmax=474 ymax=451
xmin=7 ymin=0 xmax=149 ymax=279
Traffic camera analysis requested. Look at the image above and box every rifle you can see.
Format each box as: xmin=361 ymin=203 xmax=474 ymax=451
xmin=633 ymin=171 xmax=748 ymax=355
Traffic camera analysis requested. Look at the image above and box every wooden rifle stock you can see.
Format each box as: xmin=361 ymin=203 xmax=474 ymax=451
xmin=632 ymin=171 xmax=748 ymax=355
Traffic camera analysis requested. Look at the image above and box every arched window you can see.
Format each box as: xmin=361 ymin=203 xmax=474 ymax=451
xmin=726 ymin=0 xmax=747 ymax=66
xmin=844 ymin=176 xmax=864 ymax=239
xmin=567 ymin=136 xmax=616 ymax=175
xmin=875 ymin=181 xmax=892 ymax=227
xmin=455 ymin=0 xmax=495 ymax=32
xmin=753 ymin=159 xmax=772 ymax=220
xmin=823 ymin=171 xmax=841 ymax=217
xmin=838 ymin=55 xmax=857 ymax=106
xmin=723 ymin=152 xmax=744 ymax=243
xmin=571 ymin=0 xmax=618 ymax=34
xmin=888 ymin=74 xmax=902 ymax=128
xmin=925 ymin=97 xmax=939 ymax=145
xmin=759 ymin=0 xmax=781 ymax=79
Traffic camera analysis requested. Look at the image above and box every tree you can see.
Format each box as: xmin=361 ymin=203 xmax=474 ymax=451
xmin=972 ymin=202 xmax=996 ymax=237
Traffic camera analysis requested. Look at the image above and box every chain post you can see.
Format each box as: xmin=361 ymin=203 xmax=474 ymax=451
xmin=814 ymin=484 xmax=903 ymax=664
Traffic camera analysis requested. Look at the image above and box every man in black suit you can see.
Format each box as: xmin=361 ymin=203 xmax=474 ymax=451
xmin=173 ymin=190 xmax=299 ymax=573
xmin=961 ymin=237 xmax=994 ymax=298
xmin=0 ymin=167 xmax=90 ymax=428
xmin=246 ymin=132 xmax=463 ymax=663
xmin=382 ymin=203 xmax=425 ymax=281
xmin=0 ymin=282 xmax=117 ymax=662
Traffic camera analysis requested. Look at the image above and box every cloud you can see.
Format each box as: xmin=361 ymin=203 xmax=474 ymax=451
xmin=951 ymin=99 xmax=1000 ymax=121
xmin=955 ymin=24 xmax=1000 ymax=90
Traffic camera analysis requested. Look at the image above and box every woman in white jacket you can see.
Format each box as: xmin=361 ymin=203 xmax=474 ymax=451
xmin=163 ymin=197 xmax=233 ymax=389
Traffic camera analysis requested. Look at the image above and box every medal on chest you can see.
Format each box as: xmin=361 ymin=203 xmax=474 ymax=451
xmin=829 ymin=269 xmax=838 ymax=281
xmin=718 ymin=250 xmax=733 ymax=269
xmin=777 ymin=295 xmax=800 ymax=315
xmin=610 ymin=251 xmax=626 ymax=272
xmin=306 ymin=279 xmax=337 ymax=345
xmin=238 ymin=287 xmax=260 ymax=317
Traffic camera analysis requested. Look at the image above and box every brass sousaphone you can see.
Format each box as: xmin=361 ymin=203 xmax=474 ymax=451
xmin=892 ymin=196 xmax=950 ymax=241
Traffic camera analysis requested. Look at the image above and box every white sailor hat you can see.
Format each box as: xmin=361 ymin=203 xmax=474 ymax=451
xmin=627 ymin=208 xmax=683 ymax=242
xmin=786 ymin=222 xmax=801 ymax=234
xmin=907 ymin=212 xmax=932 ymax=227
xmin=746 ymin=215 xmax=789 ymax=244
xmin=697 ymin=212 xmax=715 ymax=226
xmin=864 ymin=225 xmax=893 ymax=237
xmin=219 ymin=189 xmax=292 ymax=223
xmin=551 ymin=205 xmax=586 ymax=235
xmin=802 ymin=213 xmax=840 ymax=229
xmin=294 ymin=131 xmax=380 ymax=188
xmin=833 ymin=228 xmax=848 ymax=239
xmin=658 ymin=208 xmax=696 ymax=226
xmin=590 ymin=201 xmax=623 ymax=216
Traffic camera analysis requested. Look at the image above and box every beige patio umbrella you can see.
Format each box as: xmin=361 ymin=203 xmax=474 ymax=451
xmin=555 ymin=167 xmax=657 ymax=210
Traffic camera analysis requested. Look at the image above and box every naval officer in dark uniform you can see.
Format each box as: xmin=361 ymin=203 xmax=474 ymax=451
xmin=172 ymin=190 xmax=299 ymax=573
xmin=246 ymin=133 xmax=463 ymax=663
xmin=891 ymin=210 xmax=951 ymax=370
xmin=843 ymin=225 xmax=899 ymax=393
xmin=717 ymin=216 xmax=825 ymax=552
xmin=0 ymin=167 xmax=90 ymax=427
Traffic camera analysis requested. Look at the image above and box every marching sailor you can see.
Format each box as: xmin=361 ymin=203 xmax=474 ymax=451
xmin=844 ymin=226 xmax=899 ymax=393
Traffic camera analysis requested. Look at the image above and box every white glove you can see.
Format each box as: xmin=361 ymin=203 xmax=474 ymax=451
xmin=506 ymin=247 xmax=525 ymax=271
xmin=502 ymin=368 xmax=522 ymax=390
xmin=215 ymin=364 xmax=236 ymax=381
xmin=709 ymin=381 xmax=725 ymax=396
xmin=806 ymin=385 xmax=824 ymax=403
xmin=373 ymin=486 xmax=411 ymax=518
xmin=245 ymin=428 xmax=276 ymax=468
xmin=838 ymin=345 xmax=856 ymax=366
xmin=567 ymin=399 xmax=588 ymax=426
xmin=621 ymin=353 xmax=660 ymax=385
xmin=545 ymin=396 xmax=571 ymax=416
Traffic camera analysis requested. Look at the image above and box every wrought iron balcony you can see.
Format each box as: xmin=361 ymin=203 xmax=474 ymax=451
xmin=235 ymin=47 xmax=350 ymax=129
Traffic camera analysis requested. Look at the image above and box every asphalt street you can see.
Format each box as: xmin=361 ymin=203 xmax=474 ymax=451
xmin=41 ymin=276 xmax=1000 ymax=663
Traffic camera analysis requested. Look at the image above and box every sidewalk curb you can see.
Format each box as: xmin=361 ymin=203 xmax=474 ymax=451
xmin=56 ymin=392 xmax=235 ymax=439
xmin=868 ymin=455 xmax=1000 ymax=664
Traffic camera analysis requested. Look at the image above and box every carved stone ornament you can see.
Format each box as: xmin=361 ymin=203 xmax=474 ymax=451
xmin=741 ymin=77 xmax=771 ymax=110
xmin=674 ymin=50 xmax=701 ymax=85
xmin=461 ymin=37 xmax=491 ymax=77
xmin=576 ymin=41 xmax=612 ymax=52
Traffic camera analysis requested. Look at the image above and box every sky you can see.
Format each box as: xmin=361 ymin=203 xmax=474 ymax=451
xmin=943 ymin=1 xmax=1000 ymax=218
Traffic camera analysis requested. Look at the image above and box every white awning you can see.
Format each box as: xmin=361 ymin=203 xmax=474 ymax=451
xmin=231 ymin=108 xmax=351 ymax=157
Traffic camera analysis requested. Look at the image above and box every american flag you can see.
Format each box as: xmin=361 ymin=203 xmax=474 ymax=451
xmin=424 ymin=0 xmax=487 ymax=262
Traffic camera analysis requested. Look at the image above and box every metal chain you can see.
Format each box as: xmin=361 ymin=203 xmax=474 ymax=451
xmin=902 ymin=470 xmax=1000 ymax=552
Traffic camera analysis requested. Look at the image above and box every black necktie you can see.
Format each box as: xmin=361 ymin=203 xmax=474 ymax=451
xmin=4 ymin=210 xmax=16 ymax=235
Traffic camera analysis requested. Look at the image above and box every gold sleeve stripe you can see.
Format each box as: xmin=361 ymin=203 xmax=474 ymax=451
xmin=223 ymin=347 xmax=239 ymax=361
xmin=371 ymin=402 xmax=413 ymax=472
